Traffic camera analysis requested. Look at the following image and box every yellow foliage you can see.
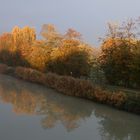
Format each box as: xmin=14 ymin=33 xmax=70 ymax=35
xmin=12 ymin=26 xmax=36 ymax=47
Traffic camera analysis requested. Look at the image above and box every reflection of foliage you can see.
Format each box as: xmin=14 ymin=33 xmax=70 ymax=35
xmin=0 ymin=75 xmax=139 ymax=138
xmin=0 ymin=75 xmax=93 ymax=131
xmin=99 ymin=117 xmax=140 ymax=140
xmin=94 ymin=105 xmax=140 ymax=140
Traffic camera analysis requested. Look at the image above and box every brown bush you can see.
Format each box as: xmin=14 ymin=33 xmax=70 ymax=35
xmin=45 ymin=73 xmax=59 ymax=88
xmin=109 ymin=92 xmax=126 ymax=107
xmin=94 ymin=88 xmax=109 ymax=103
xmin=15 ymin=67 xmax=46 ymax=84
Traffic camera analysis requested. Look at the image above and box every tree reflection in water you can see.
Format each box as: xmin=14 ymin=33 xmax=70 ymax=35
xmin=0 ymin=74 xmax=139 ymax=139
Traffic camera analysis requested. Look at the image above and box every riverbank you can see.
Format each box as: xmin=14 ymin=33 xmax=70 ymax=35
xmin=0 ymin=63 xmax=140 ymax=114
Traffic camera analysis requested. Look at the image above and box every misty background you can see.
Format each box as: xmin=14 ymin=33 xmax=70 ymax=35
xmin=0 ymin=0 xmax=140 ymax=46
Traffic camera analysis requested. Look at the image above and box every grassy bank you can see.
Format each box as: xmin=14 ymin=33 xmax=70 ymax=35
xmin=0 ymin=63 xmax=140 ymax=115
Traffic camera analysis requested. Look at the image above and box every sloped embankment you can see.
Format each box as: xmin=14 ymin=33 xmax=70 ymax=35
xmin=0 ymin=63 xmax=139 ymax=115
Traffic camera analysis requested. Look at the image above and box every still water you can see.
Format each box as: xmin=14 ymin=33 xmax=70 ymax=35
xmin=0 ymin=74 xmax=139 ymax=140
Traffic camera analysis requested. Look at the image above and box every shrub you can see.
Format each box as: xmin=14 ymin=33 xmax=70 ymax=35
xmin=15 ymin=67 xmax=46 ymax=84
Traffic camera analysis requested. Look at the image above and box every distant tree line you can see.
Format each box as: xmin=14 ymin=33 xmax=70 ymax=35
xmin=0 ymin=19 xmax=140 ymax=88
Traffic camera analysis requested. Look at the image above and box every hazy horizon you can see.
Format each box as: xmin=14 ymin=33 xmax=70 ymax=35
xmin=0 ymin=0 xmax=140 ymax=46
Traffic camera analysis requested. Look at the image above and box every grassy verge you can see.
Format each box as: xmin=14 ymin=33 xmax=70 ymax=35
xmin=0 ymin=63 xmax=140 ymax=115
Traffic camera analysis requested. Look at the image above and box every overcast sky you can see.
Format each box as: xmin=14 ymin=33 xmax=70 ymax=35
xmin=0 ymin=0 xmax=140 ymax=46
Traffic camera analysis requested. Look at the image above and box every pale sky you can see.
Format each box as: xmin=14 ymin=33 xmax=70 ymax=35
xmin=0 ymin=0 xmax=140 ymax=46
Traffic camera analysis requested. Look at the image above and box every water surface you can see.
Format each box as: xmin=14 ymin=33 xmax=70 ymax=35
xmin=0 ymin=74 xmax=139 ymax=140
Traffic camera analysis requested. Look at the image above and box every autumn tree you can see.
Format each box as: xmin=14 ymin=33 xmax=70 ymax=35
xmin=26 ymin=46 xmax=52 ymax=72
xmin=0 ymin=33 xmax=14 ymax=51
xmin=100 ymin=39 xmax=135 ymax=86
xmin=0 ymin=33 xmax=14 ymax=65
xmin=0 ymin=32 xmax=28 ymax=66
xmin=40 ymin=24 xmax=63 ymax=47
xmin=12 ymin=26 xmax=36 ymax=47
xmin=64 ymin=28 xmax=81 ymax=40
xmin=100 ymin=18 xmax=140 ymax=88
xmin=40 ymin=24 xmax=92 ymax=77
xmin=130 ymin=41 xmax=140 ymax=87
xmin=47 ymin=44 xmax=92 ymax=77
xmin=21 ymin=26 xmax=36 ymax=45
